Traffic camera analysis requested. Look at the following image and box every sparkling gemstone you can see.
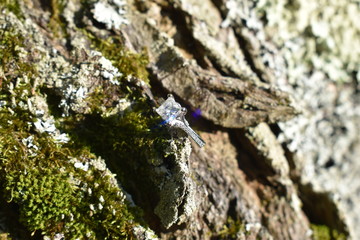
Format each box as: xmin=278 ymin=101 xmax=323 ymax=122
xmin=156 ymin=96 xmax=182 ymax=123
xmin=155 ymin=95 xmax=206 ymax=147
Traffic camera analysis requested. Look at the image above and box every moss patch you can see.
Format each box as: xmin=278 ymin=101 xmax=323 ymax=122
xmin=62 ymin=97 xmax=172 ymax=223
xmin=311 ymin=224 xmax=347 ymax=240
xmin=86 ymin=31 xmax=150 ymax=85
xmin=0 ymin=27 xmax=139 ymax=239
xmin=48 ymin=0 xmax=68 ymax=38
xmin=0 ymin=0 xmax=23 ymax=19
xmin=213 ymin=217 xmax=245 ymax=239
xmin=1 ymin=0 xmax=177 ymax=236
xmin=0 ymin=120 xmax=138 ymax=239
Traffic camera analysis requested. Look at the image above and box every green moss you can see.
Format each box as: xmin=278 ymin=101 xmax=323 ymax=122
xmin=78 ymin=0 xmax=149 ymax=83
xmin=57 ymin=88 xmax=176 ymax=227
xmin=311 ymin=224 xmax=347 ymax=240
xmin=70 ymin=12 xmax=172 ymax=199
xmin=0 ymin=0 xmax=23 ymax=19
xmin=0 ymin=28 xmax=37 ymax=127
xmin=0 ymin=29 xmax=37 ymax=81
xmin=0 ymin=233 xmax=11 ymax=240
xmin=2 ymin=1 xmax=169 ymax=237
xmin=0 ymin=125 xmax=138 ymax=238
xmin=213 ymin=217 xmax=245 ymax=239
xmin=0 ymin=107 xmax=138 ymax=238
xmin=0 ymin=28 xmax=139 ymax=239
xmin=6 ymin=168 xmax=77 ymax=230
xmin=85 ymin=30 xmax=150 ymax=85
xmin=66 ymin=99 xmax=169 ymax=176
xmin=48 ymin=0 xmax=68 ymax=38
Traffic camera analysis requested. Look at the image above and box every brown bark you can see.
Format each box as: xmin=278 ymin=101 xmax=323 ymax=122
xmin=122 ymin=1 xmax=309 ymax=239
xmin=1 ymin=0 xmax=351 ymax=239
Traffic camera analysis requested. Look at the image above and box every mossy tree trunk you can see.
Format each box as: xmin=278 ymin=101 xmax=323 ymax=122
xmin=0 ymin=0 xmax=354 ymax=239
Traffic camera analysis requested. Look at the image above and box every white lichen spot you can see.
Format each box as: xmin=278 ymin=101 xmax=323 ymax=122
xmin=245 ymin=222 xmax=261 ymax=232
xmin=90 ymin=51 xmax=122 ymax=85
xmin=74 ymin=162 xmax=89 ymax=171
xmin=21 ymin=135 xmax=39 ymax=157
xmin=90 ymin=157 xmax=107 ymax=171
xmin=21 ymin=135 xmax=39 ymax=151
xmin=44 ymin=233 xmax=65 ymax=240
xmin=89 ymin=204 xmax=95 ymax=211
xmin=99 ymin=195 xmax=105 ymax=203
xmin=7 ymin=108 xmax=14 ymax=115
xmin=290 ymin=192 xmax=303 ymax=213
xmin=98 ymin=203 xmax=103 ymax=210
xmin=35 ymin=109 xmax=44 ymax=117
xmin=53 ymin=133 xmax=70 ymax=143
xmin=118 ymin=98 xmax=131 ymax=111
xmin=75 ymin=86 xmax=86 ymax=99
xmin=92 ymin=1 xmax=128 ymax=30
xmin=0 ymin=100 xmax=7 ymax=108
xmin=33 ymin=119 xmax=56 ymax=133
xmin=132 ymin=225 xmax=159 ymax=240
xmin=113 ymin=0 xmax=126 ymax=7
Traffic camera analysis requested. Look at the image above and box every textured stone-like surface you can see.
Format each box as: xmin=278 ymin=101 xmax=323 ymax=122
xmin=1 ymin=0 xmax=357 ymax=239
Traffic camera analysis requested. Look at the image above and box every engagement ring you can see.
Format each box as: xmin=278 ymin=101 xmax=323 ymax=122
xmin=155 ymin=94 xmax=205 ymax=148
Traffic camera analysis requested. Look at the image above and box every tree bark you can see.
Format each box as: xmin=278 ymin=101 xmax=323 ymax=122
xmin=0 ymin=0 xmax=356 ymax=239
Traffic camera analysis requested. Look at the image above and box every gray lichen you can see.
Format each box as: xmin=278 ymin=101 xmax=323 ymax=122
xmin=92 ymin=0 xmax=129 ymax=30
xmin=154 ymin=137 xmax=195 ymax=228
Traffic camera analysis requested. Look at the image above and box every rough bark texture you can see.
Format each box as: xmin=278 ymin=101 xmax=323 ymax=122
xmin=0 ymin=0 xmax=359 ymax=240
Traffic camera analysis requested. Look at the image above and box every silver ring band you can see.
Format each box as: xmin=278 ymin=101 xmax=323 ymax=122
xmin=172 ymin=119 xmax=206 ymax=148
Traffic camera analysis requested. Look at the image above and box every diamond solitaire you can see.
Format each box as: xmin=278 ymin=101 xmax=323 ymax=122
xmin=155 ymin=94 xmax=205 ymax=148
